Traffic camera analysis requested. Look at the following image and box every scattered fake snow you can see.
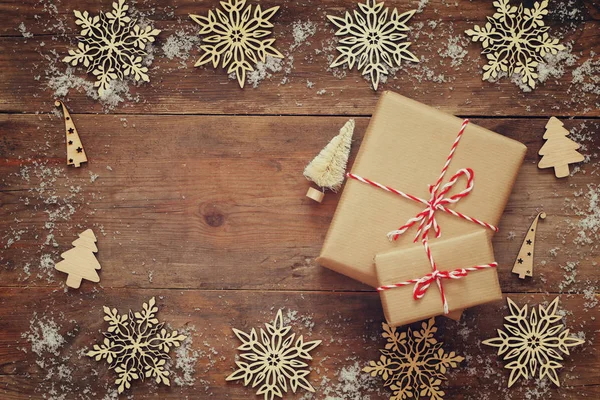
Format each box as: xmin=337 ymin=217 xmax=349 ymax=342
xmin=18 ymin=22 xmax=33 ymax=38
xmin=161 ymin=29 xmax=201 ymax=67
xmin=243 ymin=19 xmax=317 ymax=87
xmin=23 ymin=313 xmax=66 ymax=357
xmin=247 ymin=56 xmax=284 ymax=88
xmin=172 ymin=325 xmax=199 ymax=387
xmin=291 ymin=20 xmax=317 ymax=51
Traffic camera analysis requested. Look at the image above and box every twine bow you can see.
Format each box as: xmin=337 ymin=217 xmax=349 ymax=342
xmin=412 ymin=268 xmax=469 ymax=299
xmin=387 ymin=167 xmax=476 ymax=242
xmin=347 ymin=119 xmax=498 ymax=314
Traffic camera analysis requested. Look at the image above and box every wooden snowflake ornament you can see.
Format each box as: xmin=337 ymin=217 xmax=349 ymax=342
xmin=465 ymin=0 xmax=565 ymax=89
xmin=190 ymin=0 xmax=284 ymax=88
xmin=87 ymin=297 xmax=187 ymax=393
xmin=327 ymin=0 xmax=419 ymax=90
xmin=364 ymin=318 xmax=463 ymax=400
xmin=63 ymin=0 xmax=161 ymax=96
xmin=226 ymin=309 xmax=321 ymax=399
xmin=483 ymin=297 xmax=584 ymax=387
xmin=55 ymin=100 xmax=87 ymax=168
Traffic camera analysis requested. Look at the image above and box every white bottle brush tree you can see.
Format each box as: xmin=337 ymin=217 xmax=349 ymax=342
xmin=55 ymin=229 xmax=101 ymax=288
xmin=538 ymin=117 xmax=584 ymax=178
xmin=304 ymin=119 xmax=355 ymax=202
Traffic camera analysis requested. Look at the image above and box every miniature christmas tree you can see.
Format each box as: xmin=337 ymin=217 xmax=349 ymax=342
xmin=55 ymin=229 xmax=101 ymax=288
xmin=538 ymin=117 xmax=584 ymax=178
xmin=304 ymin=119 xmax=355 ymax=202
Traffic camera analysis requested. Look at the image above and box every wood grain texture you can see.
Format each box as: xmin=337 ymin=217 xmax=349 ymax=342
xmin=1 ymin=0 xmax=599 ymax=398
xmin=0 ymin=0 xmax=598 ymax=116
xmin=1 ymin=115 xmax=598 ymax=295
xmin=0 ymin=289 xmax=597 ymax=399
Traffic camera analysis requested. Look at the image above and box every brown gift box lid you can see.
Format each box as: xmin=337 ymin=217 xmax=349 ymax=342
xmin=375 ymin=230 xmax=501 ymax=327
xmin=317 ymin=91 xmax=526 ymax=287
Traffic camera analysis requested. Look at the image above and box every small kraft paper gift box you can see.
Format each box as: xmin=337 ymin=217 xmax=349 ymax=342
xmin=317 ymin=91 xmax=526 ymax=291
xmin=375 ymin=230 xmax=500 ymax=327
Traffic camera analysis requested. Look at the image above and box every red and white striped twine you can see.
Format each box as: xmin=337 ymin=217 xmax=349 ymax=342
xmin=377 ymin=252 xmax=498 ymax=314
xmin=347 ymin=119 xmax=499 ymax=314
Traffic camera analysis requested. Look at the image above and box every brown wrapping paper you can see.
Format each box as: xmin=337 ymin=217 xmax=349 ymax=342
xmin=375 ymin=231 xmax=501 ymax=327
xmin=317 ymin=91 xmax=526 ymax=287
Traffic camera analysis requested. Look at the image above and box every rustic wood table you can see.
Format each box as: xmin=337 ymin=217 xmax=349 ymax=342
xmin=1 ymin=0 xmax=599 ymax=399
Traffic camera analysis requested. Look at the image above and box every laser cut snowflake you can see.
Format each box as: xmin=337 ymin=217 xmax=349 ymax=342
xmin=226 ymin=309 xmax=321 ymax=400
xmin=63 ymin=0 xmax=161 ymax=96
xmin=465 ymin=0 xmax=565 ymax=89
xmin=190 ymin=0 xmax=284 ymax=88
xmin=327 ymin=0 xmax=419 ymax=91
xmin=363 ymin=318 xmax=463 ymax=400
xmin=483 ymin=297 xmax=584 ymax=388
xmin=87 ymin=297 xmax=187 ymax=394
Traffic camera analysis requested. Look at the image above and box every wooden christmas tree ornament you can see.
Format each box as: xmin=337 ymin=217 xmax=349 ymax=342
xmin=55 ymin=100 xmax=87 ymax=168
xmin=512 ymin=212 xmax=546 ymax=279
xmin=304 ymin=119 xmax=355 ymax=203
xmin=55 ymin=229 xmax=101 ymax=288
xmin=538 ymin=117 xmax=584 ymax=178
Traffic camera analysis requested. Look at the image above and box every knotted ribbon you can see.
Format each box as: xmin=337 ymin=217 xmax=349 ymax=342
xmin=347 ymin=119 xmax=498 ymax=314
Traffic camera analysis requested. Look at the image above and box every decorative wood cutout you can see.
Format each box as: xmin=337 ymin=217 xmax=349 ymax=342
xmin=363 ymin=318 xmax=464 ymax=400
xmin=63 ymin=0 xmax=161 ymax=96
xmin=483 ymin=297 xmax=584 ymax=387
xmin=512 ymin=211 xmax=546 ymax=279
xmin=226 ymin=309 xmax=321 ymax=399
xmin=190 ymin=0 xmax=284 ymax=88
xmin=327 ymin=0 xmax=419 ymax=91
xmin=304 ymin=119 xmax=355 ymax=203
xmin=465 ymin=0 xmax=565 ymax=89
xmin=55 ymin=229 xmax=100 ymax=288
xmin=538 ymin=117 xmax=584 ymax=178
xmin=87 ymin=297 xmax=187 ymax=394
xmin=55 ymin=100 xmax=88 ymax=168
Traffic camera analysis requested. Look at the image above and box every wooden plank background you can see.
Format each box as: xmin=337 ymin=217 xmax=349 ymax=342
xmin=0 ymin=0 xmax=598 ymax=399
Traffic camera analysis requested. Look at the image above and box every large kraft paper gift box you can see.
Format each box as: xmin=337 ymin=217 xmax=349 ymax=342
xmin=317 ymin=92 xmax=526 ymax=310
